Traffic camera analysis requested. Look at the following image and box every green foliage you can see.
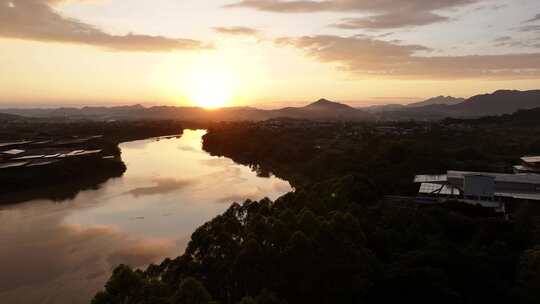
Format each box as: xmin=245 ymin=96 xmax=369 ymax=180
xmin=95 ymin=117 xmax=540 ymax=304
xmin=238 ymin=296 xmax=257 ymax=304
xmin=172 ymin=278 xmax=213 ymax=304
xmin=515 ymin=246 xmax=540 ymax=304
xmin=92 ymin=265 xmax=170 ymax=304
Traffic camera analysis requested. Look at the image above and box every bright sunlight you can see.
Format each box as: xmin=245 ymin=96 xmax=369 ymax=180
xmin=184 ymin=57 xmax=236 ymax=109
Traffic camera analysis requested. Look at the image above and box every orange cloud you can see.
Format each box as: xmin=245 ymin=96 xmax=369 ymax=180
xmin=213 ymin=26 xmax=260 ymax=36
xmin=276 ymin=35 xmax=540 ymax=79
xmin=226 ymin=0 xmax=479 ymax=29
xmin=0 ymin=0 xmax=206 ymax=52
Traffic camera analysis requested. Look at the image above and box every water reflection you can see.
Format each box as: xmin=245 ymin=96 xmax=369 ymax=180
xmin=0 ymin=130 xmax=292 ymax=304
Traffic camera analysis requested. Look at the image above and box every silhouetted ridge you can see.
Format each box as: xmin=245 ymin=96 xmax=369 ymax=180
xmin=407 ymin=95 xmax=465 ymax=107
xmin=453 ymin=89 xmax=540 ymax=115
xmin=305 ymin=98 xmax=354 ymax=110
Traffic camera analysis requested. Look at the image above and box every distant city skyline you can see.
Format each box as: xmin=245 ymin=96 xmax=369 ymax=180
xmin=1 ymin=0 xmax=539 ymax=108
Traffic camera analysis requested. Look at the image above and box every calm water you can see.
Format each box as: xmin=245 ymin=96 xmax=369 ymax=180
xmin=0 ymin=130 xmax=292 ymax=304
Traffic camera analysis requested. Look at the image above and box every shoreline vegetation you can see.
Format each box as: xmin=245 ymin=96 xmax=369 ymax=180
xmin=0 ymin=120 xmax=184 ymax=204
xmin=92 ymin=108 xmax=540 ymax=304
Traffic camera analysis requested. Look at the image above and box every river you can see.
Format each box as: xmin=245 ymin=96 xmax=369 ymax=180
xmin=0 ymin=130 xmax=292 ymax=304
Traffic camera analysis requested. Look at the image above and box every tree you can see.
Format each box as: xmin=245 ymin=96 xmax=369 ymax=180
xmin=238 ymin=296 xmax=257 ymax=304
xmin=515 ymin=246 xmax=540 ymax=304
xmin=91 ymin=265 xmax=144 ymax=304
xmin=172 ymin=277 xmax=213 ymax=304
xmin=255 ymin=289 xmax=284 ymax=304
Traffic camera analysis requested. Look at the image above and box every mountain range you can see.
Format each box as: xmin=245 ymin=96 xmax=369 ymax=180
xmin=0 ymin=98 xmax=373 ymax=122
xmin=376 ymin=90 xmax=540 ymax=120
xmin=1 ymin=90 xmax=539 ymax=122
xmin=364 ymin=96 xmax=465 ymax=113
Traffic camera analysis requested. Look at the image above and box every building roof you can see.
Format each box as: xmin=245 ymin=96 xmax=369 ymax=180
xmin=0 ymin=140 xmax=33 ymax=148
xmin=26 ymin=160 xmax=59 ymax=167
xmin=448 ymin=170 xmax=540 ymax=185
xmin=419 ymin=183 xmax=460 ymax=195
xmin=0 ymin=161 xmax=29 ymax=169
xmin=2 ymin=149 xmax=25 ymax=155
xmin=495 ymin=192 xmax=540 ymax=201
xmin=13 ymin=155 xmax=45 ymax=160
xmin=522 ymin=156 xmax=540 ymax=164
xmin=66 ymin=150 xmax=85 ymax=156
xmin=514 ymin=165 xmax=540 ymax=173
xmin=44 ymin=153 xmax=61 ymax=158
xmin=414 ymin=174 xmax=448 ymax=183
xmin=74 ymin=149 xmax=102 ymax=156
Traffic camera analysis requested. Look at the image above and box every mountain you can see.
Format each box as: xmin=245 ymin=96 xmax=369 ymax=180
xmin=378 ymin=90 xmax=540 ymax=120
xmin=406 ymin=96 xmax=465 ymax=107
xmin=450 ymin=90 xmax=540 ymax=116
xmin=305 ymin=98 xmax=354 ymax=111
xmin=5 ymin=90 xmax=535 ymax=122
xmin=270 ymin=99 xmax=372 ymax=120
xmin=0 ymin=99 xmax=374 ymax=122
xmin=362 ymin=96 xmax=463 ymax=113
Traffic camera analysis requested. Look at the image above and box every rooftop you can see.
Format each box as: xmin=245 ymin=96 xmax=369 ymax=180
xmin=448 ymin=170 xmax=540 ymax=185
xmin=0 ymin=161 xmax=29 ymax=169
xmin=2 ymin=149 xmax=25 ymax=155
xmin=414 ymin=174 xmax=448 ymax=183
xmin=0 ymin=140 xmax=33 ymax=148
xmin=419 ymin=183 xmax=460 ymax=195
xmin=522 ymin=156 xmax=540 ymax=164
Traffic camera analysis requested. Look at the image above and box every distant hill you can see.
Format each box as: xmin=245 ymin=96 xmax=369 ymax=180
xmin=0 ymin=98 xmax=373 ymax=122
xmin=4 ymin=90 xmax=536 ymax=122
xmin=363 ymin=96 xmax=463 ymax=113
xmin=451 ymin=90 xmax=540 ymax=116
xmin=270 ymin=99 xmax=372 ymax=120
xmin=305 ymin=98 xmax=354 ymax=111
xmin=379 ymin=90 xmax=540 ymax=120
xmin=0 ymin=113 xmax=26 ymax=122
xmin=406 ymin=96 xmax=464 ymax=107
xmin=445 ymin=106 xmax=540 ymax=127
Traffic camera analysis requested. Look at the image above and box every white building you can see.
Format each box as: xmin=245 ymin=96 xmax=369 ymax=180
xmin=414 ymin=170 xmax=540 ymax=212
xmin=514 ymin=156 xmax=540 ymax=174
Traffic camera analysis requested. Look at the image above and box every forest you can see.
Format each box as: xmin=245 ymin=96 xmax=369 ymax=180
xmin=93 ymin=109 xmax=540 ymax=304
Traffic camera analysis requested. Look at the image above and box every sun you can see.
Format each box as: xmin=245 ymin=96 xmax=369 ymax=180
xmin=184 ymin=60 xmax=235 ymax=109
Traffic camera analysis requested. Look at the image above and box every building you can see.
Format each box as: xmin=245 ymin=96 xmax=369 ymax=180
xmin=414 ymin=169 xmax=540 ymax=213
xmin=514 ymin=156 xmax=540 ymax=174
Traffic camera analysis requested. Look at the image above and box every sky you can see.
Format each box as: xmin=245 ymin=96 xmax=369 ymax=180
xmin=0 ymin=0 xmax=539 ymax=108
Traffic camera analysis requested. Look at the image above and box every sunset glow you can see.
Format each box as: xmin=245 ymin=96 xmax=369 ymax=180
xmin=3 ymin=2 xmax=540 ymax=304
xmin=0 ymin=0 xmax=539 ymax=107
xmin=184 ymin=63 xmax=235 ymax=109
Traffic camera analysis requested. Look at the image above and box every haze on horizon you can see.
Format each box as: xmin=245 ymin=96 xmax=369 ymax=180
xmin=1 ymin=0 xmax=540 ymax=108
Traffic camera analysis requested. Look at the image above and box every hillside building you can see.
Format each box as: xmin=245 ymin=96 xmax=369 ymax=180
xmin=415 ymin=165 xmax=540 ymax=213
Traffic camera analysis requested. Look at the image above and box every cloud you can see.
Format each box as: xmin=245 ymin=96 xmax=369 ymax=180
xmin=525 ymin=13 xmax=540 ymax=23
xmin=213 ymin=26 xmax=260 ymax=36
xmin=276 ymin=35 xmax=540 ymax=78
xmin=225 ymin=0 xmax=480 ymax=29
xmin=332 ymin=12 xmax=449 ymax=30
xmin=492 ymin=35 xmax=540 ymax=49
xmin=0 ymin=0 xmax=206 ymax=52
xmin=517 ymin=25 xmax=540 ymax=33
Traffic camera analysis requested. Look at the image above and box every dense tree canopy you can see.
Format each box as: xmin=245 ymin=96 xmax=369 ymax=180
xmin=94 ymin=109 xmax=540 ymax=303
xmin=94 ymin=175 xmax=540 ymax=303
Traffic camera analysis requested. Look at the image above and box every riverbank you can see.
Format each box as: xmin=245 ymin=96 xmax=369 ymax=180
xmin=0 ymin=120 xmax=184 ymax=204
xmin=0 ymin=130 xmax=292 ymax=304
